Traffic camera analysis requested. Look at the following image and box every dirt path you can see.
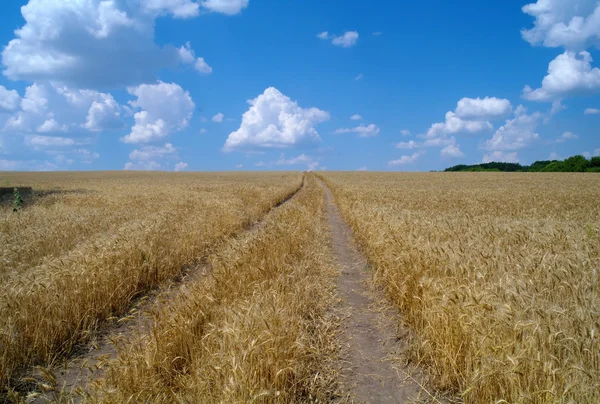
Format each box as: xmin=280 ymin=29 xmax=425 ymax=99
xmin=32 ymin=177 xmax=306 ymax=403
xmin=319 ymin=179 xmax=428 ymax=403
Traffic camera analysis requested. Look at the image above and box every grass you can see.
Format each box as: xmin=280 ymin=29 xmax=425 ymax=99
xmin=320 ymin=172 xmax=600 ymax=403
xmin=0 ymin=171 xmax=303 ymax=394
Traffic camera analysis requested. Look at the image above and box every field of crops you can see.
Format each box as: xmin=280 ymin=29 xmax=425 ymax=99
xmin=321 ymin=172 xmax=600 ymax=403
xmin=0 ymin=171 xmax=304 ymax=396
xmin=1 ymin=171 xmax=599 ymax=403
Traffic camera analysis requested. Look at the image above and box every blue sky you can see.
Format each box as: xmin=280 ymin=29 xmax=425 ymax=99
xmin=0 ymin=0 xmax=599 ymax=172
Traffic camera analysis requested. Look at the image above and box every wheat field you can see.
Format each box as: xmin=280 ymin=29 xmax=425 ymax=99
xmin=320 ymin=172 xmax=600 ymax=403
xmin=0 ymin=171 xmax=303 ymax=394
xmin=1 ymin=170 xmax=598 ymax=403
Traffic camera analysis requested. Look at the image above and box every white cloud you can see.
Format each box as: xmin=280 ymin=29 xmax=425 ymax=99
xmin=583 ymin=151 xmax=592 ymax=158
xmin=556 ymin=131 xmax=579 ymax=142
xmin=3 ymin=83 xmax=122 ymax=134
xmin=357 ymin=165 xmax=368 ymax=171
xmin=483 ymin=106 xmax=542 ymax=151
xmin=332 ymin=31 xmax=359 ymax=48
xmin=121 ymin=82 xmax=194 ymax=144
xmin=372 ymin=32 xmax=383 ymax=36
xmin=174 ymin=162 xmax=188 ymax=171
xmin=129 ymin=143 xmax=178 ymax=161
xmin=319 ymin=31 xmax=359 ymax=47
xmin=83 ymin=93 xmax=123 ymax=131
xmin=521 ymin=0 xmax=600 ymax=50
xmin=0 ymin=0 xmax=238 ymax=88
xmin=142 ymin=0 xmax=200 ymax=18
xmin=396 ymin=140 xmax=420 ymax=149
xmin=482 ymin=151 xmax=520 ymax=163
xmin=276 ymin=154 xmax=313 ymax=165
xmin=423 ymin=136 xmax=456 ymax=147
xmin=200 ymin=128 xmax=208 ymax=133
xmin=585 ymin=108 xmax=600 ymax=114
xmin=400 ymin=129 xmax=411 ymax=136
xmin=350 ymin=114 xmax=362 ymax=120
xmin=275 ymin=153 xmax=321 ymax=170
xmin=36 ymin=118 xmax=68 ymax=133
xmin=549 ymin=152 xmax=561 ymax=160
xmin=427 ymin=111 xmax=492 ymax=138
xmin=223 ymin=87 xmax=329 ymax=151
xmin=441 ymin=143 xmax=465 ymax=158
xmin=25 ymin=135 xmax=75 ymax=148
xmin=254 ymin=161 xmax=265 ymax=167
xmin=455 ymin=97 xmax=512 ymax=120
xmin=178 ymin=42 xmax=213 ymax=74
xmin=212 ymin=112 xmax=225 ymax=123
xmin=334 ymin=124 xmax=380 ymax=137
xmin=235 ymin=164 xmax=243 ymax=168
xmin=523 ymin=51 xmax=600 ymax=101
xmin=354 ymin=73 xmax=364 ymax=81
xmin=195 ymin=57 xmax=213 ymax=74
xmin=200 ymin=0 xmax=249 ymax=15
xmin=595 ymin=148 xmax=600 ymax=156
xmin=124 ymin=142 xmax=179 ymax=170
xmin=389 ymin=152 xmax=423 ymax=165
xmin=0 ymin=86 xmax=20 ymax=113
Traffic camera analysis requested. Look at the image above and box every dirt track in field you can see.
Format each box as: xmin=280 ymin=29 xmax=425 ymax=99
xmin=32 ymin=177 xmax=306 ymax=403
xmin=319 ymin=178 xmax=434 ymax=403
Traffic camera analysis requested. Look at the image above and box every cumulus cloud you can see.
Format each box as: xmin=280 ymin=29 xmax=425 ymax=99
xmin=389 ymin=152 xmax=423 ymax=165
xmin=441 ymin=143 xmax=465 ymax=158
xmin=455 ymin=97 xmax=512 ymax=120
xmin=334 ymin=124 xmax=380 ymax=137
xmin=121 ymin=81 xmax=194 ymax=144
xmin=3 ymin=82 xmax=123 ymax=134
xmin=318 ymin=31 xmax=359 ymax=47
xmin=178 ymin=42 xmax=213 ymax=74
xmin=174 ymin=162 xmax=188 ymax=171
xmin=124 ymin=142 xmax=180 ymax=170
xmin=483 ymin=106 xmax=542 ymax=151
xmin=223 ymin=87 xmax=329 ymax=152
xmin=275 ymin=153 xmax=321 ymax=170
xmin=425 ymin=97 xmax=510 ymax=140
xmin=482 ymin=151 xmax=520 ymax=163
xmin=212 ymin=112 xmax=225 ymax=123
xmin=523 ymin=51 xmax=600 ymax=101
xmin=333 ymin=31 xmax=359 ymax=47
xmin=201 ymin=0 xmax=249 ymax=15
xmin=521 ymin=0 xmax=600 ymax=50
xmin=400 ymin=129 xmax=411 ymax=136
xmin=1 ymin=0 xmax=236 ymax=88
xmin=25 ymin=135 xmax=75 ymax=148
xmin=584 ymin=108 xmax=600 ymax=114
xmin=557 ymin=131 xmax=579 ymax=142
xmin=426 ymin=111 xmax=492 ymax=138
xmin=0 ymin=86 xmax=20 ymax=113
xmin=396 ymin=140 xmax=420 ymax=149
xmin=357 ymin=165 xmax=368 ymax=171
xmin=350 ymin=114 xmax=362 ymax=120
xmin=37 ymin=118 xmax=68 ymax=133
xmin=83 ymin=93 xmax=123 ymax=131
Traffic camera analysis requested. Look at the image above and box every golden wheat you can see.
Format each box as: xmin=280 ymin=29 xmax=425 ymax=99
xmin=83 ymin=173 xmax=339 ymax=403
xmin=320 ymin=172 xmax=600 ymax=403
xmin=0 ymin=171 xmax=302 ymax=393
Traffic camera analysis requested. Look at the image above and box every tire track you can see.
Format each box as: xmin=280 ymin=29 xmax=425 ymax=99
xmin=31 ymin=175 xmax=306 ymax=403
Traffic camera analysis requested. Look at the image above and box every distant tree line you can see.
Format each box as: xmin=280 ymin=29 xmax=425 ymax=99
xmin=445 ymin=155 xmax=600 ymax=173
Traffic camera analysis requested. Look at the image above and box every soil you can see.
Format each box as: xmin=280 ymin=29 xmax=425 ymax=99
xmin=319 ymin=179 xmax=435 ymax=403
